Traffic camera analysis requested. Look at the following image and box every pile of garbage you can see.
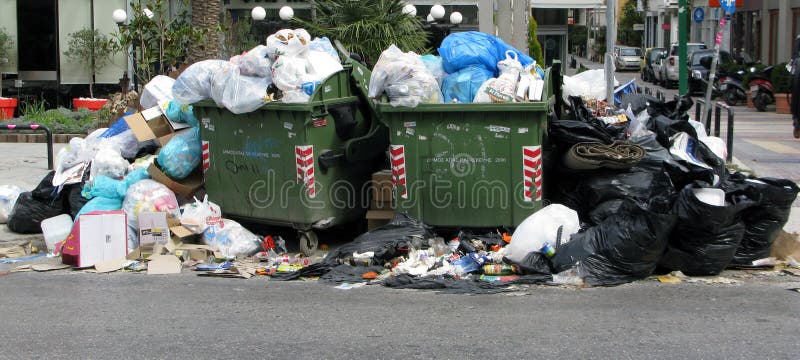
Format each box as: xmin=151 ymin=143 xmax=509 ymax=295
xmin=1 ymin=29 xmax=799 ymax=291
xmin=368 ymin=31 xmax=547 ymax=106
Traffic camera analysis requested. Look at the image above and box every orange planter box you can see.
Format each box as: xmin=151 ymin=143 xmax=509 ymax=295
xmin=73 ymin=98 xmax=108 ymax=111
xmin=0 ymin=97 xmax=18 ymax=120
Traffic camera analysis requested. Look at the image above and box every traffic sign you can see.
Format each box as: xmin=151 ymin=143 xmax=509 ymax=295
xmin=720 ymin=0 xmax=736 ymax=14
xmin=693 ymin=8 xmax=705 ymax=23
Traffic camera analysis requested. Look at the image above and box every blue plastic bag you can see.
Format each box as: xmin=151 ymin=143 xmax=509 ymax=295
xmin=308 ymin=37 xmax=339 ymax=60
xmin=441 ymin=66 xmax=493 ymax=103
xmin=157 ymin=128 xmax=201 ymax=180
xmin=420 ymin=55 xmax=446 ymax=86
xmin=77 ymin=168 xmax=151 ymax=217
xmin=438 ymin=32 xmax=533 ymax=75
xmin=164 ymin=100 xmax=199 ymax=127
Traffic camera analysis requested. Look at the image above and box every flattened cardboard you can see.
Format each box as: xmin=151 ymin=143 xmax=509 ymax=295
xmin=147 ymin=255 xmax=182 ymax=275
xmin=148 ymin=162 xmax=204 ymax=198
xmin=94 ymin=258 xmax=128 ymax=273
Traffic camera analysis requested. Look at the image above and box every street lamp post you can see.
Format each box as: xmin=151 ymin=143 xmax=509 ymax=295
xmin=251 ymin=6 xmax=295 ymax=40
xmin=403 ymin=3 xmax=462 ymax=54
xmin=112 ymin=8 xmax=138 ymax=92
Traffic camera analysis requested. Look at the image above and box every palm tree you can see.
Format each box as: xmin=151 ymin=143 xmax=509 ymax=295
xmin=296 ymin=0 xmax=428 ymax=66
xmin=188 ymin=0 xmax=222 ymax=62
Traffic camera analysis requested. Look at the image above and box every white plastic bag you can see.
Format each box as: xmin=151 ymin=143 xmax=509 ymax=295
xmin=0 ymin=185 xmax=24 ymax=224
xmin=202 ymin=219 xmax=262 ymax=258
xmin=307 ymin=50 xmax=343 ymax=81
xmin=180 ymin=195 xmax=222 ymax=234
xmin=233 ymin=45 xmax=272 ymax=78
xmin=90 ymin=142 xmax=130 ymax=180
xmin=173 ymin=60 xmax=236 ymax=105
xmin=368 ymin=45 xmax=442 ymax=107
xmin=220 ymin=67 xmax=271 ymax=114
xmin=272 ymin=54 xmax=314 ymax=91
xmin=562 ymin=69 xmax=618 ymax=102
xmin=506 ymin=204 xmax=581 ymax=263
xmin=122 ymin=179 xmax=180 ymax=231
xmin=139 ymin=75 xmax=175 ymax=109
xmin=266 ymin=29 xmax=310 ymax=61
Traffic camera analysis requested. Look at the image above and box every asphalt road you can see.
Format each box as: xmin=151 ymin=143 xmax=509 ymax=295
xmin=1 ymin=271 xmax=799 ymax=359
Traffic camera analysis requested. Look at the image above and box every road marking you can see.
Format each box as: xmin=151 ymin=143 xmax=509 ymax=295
xmin=745 ymin=140 xmax=800 ymax=154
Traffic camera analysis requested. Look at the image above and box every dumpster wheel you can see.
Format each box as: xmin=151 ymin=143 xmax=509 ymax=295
xmin=299 ymin=230 xmax=319 ymax=256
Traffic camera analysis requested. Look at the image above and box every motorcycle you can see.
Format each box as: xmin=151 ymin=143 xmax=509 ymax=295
xmin=750 ymin=66 xmax=775 ymax=112
xmin=719 ymin=68 xmax=748 ymax=106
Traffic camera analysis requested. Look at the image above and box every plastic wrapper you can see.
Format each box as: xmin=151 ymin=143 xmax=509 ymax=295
xmin=157 ymin=128 xmax=201 ymax=180
xmin=232 ymin=45 xmax=272 ymax=78
xmin=78 ymin=168 xmax=151 ymax=217
xmin=552 ymin=200 xmax=677 ymax=286
xmin=659 ymin=184 xmax=757 ymax=276
xmin=441 ymin=65 xmax=492 ymax=103
xmin=180 ymin=195 xmax=222 ymax=234
xmin=308 ymin=37 xmax=339 ymax=59
xmin=173 ymin=60 xmax=236 ymax=105
xmin=90 ymin=143 xmax=129 ymax=180
xmin=506 ymin=204 xmax=580 ymax=263
xmin=202 ymin=219 xmax=262 ymax=258
xmin=139 ymin=75 xmax=175 ymax=109
xmin=420 ymin=55 xmax=446 ymax=86
xmin=99 ymin=118 xmax=131 ymax=139
xmin=0 ymin=185 xmax=24 ymax=224
xmin=122 ymin=179 xmax=180 ymax=231
xmin=438 ymin=31 xmax=533 ymax=74
xmin=721 ymin=174 xmax=800 ymax=264
xmin=368 ymin=45 xmax=442 ymax=107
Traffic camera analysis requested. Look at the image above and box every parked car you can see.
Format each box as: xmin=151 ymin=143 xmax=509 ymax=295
xmin=614 ymin=46 xmax=643 ymax=71
xmin=641 ymin=47 xmax=666 ymax=83
xmin=689 ymin=50 xmax=733 ymax=95
xmin=661 ymin=42 xmax=708 ymax=88
xmin=652 ymin=52 xmax=667 ymax=86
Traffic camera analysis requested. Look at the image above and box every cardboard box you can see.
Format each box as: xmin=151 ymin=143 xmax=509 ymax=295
xmin=61 ymin=211 xmax=128 ymax=268
xmin=372 ymin=170 xmax=394 ymax=203
xmin=370 ymin=198 xmax=394 ymax=210
xmin=367 ymin=218 xmax=391 ymax=230
xmin=148 ymin=162 xmax=204 ymax=198
xmin=138 ymin=212 xmax=170 ymax=246
xmin=366 ymin=209 xmax=394 ymax=231
xmin=123 ymin=106 xmax=191 ymax=146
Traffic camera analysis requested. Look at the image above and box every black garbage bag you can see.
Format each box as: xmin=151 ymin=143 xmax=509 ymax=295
xmin=63 ymin=170 xmax=90 ymax=218
xmin=663 ymin=132 xmax=727 ymax=190
xmin=647 ymin=95 xmax=694 ymax=120
xmin=549 ymin=120 xmax=614 ymax=148
xmin=30 ymin=171 xmax=61 ymax=201
xmin=7 ymin=192 xmax=65 ymax=234
xmin=587 ymin=199 xmax=625 ymax=226
xmin=721 ymin=174 xmax=800 ymax=264
xmin=651 ymin=115 xmax=699 ymax=149
xmin=560 ymin=170 xmax=675 ymax=219
xmin=551 ymin=200 xmax=677 ymax=286
xmin=273 ymin=213 xmax=433 ymax=281
xmin=659 ymin=183 xmax=757 ymax=275
xmin=381 ymin=273 xmax=551 ymax=294
xmin=505 ymin=252 xmax=553 ymax=276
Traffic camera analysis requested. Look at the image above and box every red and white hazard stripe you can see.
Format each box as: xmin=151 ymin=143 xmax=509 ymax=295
xmin=295 ymin=145 xmax=316 ymax=198
xmin=390 ymin=145 xmax=408 ymax=199
xmin=522 ymin=146 xmax=542 ymax=202
xmin=201 ymin=141 xmax=210 ymax=173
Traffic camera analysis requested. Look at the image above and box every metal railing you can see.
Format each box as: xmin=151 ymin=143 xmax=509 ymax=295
xmin=695 ymin=99 xmax=734 ymax=163
xmin=0 ymin=124 xmax=54 ymax=170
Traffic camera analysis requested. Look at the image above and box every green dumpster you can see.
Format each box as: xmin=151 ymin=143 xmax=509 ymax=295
xmin=193 ymin=64 xmax=388 ymax=253
xmin=352 ymin=61 xmax=560 ymax=228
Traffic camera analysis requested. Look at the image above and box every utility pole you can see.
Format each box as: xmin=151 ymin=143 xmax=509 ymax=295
xmin=678 ymin=0 xmax=688 ymax=95
xmin=606 ymin=0 xmax=616 ymax=104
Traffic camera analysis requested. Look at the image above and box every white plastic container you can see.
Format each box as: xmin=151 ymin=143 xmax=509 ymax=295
xmin=693 ymin=188 xmax=725 ymax=207
xmin=40 ymin=214 xmax=74 ymax=253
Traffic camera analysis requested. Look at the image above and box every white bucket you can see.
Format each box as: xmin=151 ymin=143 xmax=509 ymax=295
xmin=40 ymin=214 xmax=73 ymax=252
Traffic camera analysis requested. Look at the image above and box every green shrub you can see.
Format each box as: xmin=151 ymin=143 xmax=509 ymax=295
xmin=771 ymin=62 xmax=793 ymax=94
xmin=8 ymin=99 xmax=104 ymax=134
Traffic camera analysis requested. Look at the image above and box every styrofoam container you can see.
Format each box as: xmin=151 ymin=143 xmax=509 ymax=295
xmin=40 ymin=214 xmax=74 ymax=252
xmin=692 ymin=188 xmax=725 ymax=207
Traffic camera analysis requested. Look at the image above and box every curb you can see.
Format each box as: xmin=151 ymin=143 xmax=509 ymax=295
xmin=0 ymin=134 xmax=85 ymax=143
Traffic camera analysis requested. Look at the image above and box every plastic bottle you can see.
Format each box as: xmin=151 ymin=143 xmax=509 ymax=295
xmin=428 ymin=237 xmax=449 ymax=256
